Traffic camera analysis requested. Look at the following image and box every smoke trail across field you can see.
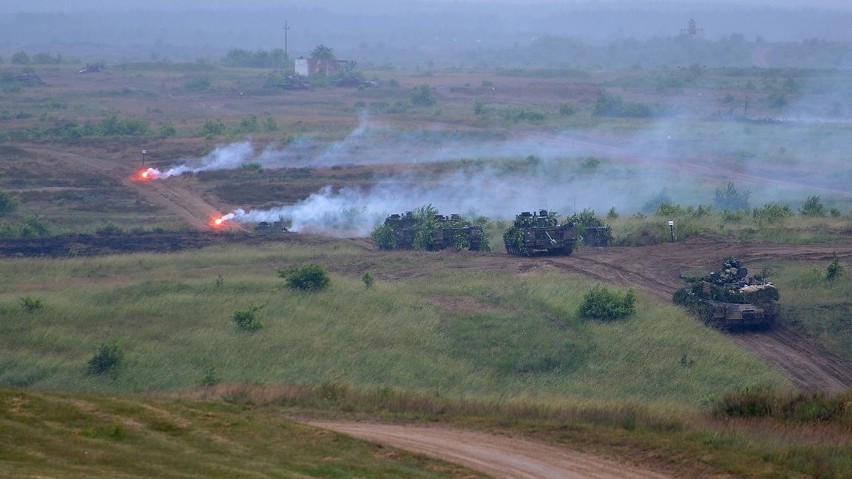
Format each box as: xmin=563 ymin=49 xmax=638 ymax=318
xmin=219 ymin=159 xmax=656 ymax=236
xmin=142 ymin=142 xmax=256 ymax=179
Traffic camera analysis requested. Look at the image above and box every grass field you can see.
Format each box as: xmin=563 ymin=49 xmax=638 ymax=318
xmin=1 ymin=57 xmax=850 ymax=477
xmin=0 ymin=241 xmax=789 ymax=405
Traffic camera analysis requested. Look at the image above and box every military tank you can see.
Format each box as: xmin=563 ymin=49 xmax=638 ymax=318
xmin=503 ymin=210 xmax=576 ymax=256
xmin=673 ymin=258 xmax=779 ymax=330
xmin=378 ymin=211 xmax=483 ymax=251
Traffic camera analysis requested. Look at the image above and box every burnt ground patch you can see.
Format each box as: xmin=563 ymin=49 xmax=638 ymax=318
xmin=0 ymin=231 xmax=301 ymax=257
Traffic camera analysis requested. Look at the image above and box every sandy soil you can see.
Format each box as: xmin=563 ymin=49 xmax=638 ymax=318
xmin=307 ymin=421 xmax=672 ymax=479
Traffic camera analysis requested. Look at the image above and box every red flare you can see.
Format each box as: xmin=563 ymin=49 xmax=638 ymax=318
xmin=135 ymin=167 xmax=158 ymax=182
xmin=210 ymin=216 xmax=227 ymax=228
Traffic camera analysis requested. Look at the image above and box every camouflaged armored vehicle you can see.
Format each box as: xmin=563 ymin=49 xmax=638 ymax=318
xmin=380 ymin=212 xmax=483 ymax=251
xmin=503 ymin=210 xmax=576 ymax=256
xmin=673 ymin=258 xmax=779 ymax=330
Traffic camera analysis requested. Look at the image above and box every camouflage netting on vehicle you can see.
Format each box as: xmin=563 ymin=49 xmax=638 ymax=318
xmin=504 ymin=210 xmax=576 ymax=256
xmin=673 ymin=258 xmax=779 ymax=329
xmin=373 ymin=207 xmax=485 ymax=251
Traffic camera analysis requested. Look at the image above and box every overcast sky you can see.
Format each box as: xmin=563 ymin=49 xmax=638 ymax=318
xmin=2 ymin=0 xmax=851 ymax=12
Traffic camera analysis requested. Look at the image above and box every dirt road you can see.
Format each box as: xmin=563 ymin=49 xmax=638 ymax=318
xmin=308 ymin=421 xmax=672 ymax=479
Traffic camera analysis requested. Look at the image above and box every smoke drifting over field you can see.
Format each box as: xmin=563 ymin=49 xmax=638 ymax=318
xmin=159 ymin=116 xmax=850 ymax=236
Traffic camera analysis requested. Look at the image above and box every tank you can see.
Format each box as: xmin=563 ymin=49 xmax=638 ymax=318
xmin=382 ymin=212 xmax=417 ymax=249
xmin=254 ymin=221 xmax=288 ymax=233
xmin=380 ymin=212 xmax=483 ymax=251
xmin=673 ymin=258 xmax=779 ymax=330
xmin=503 ymin=210 xmax=576 ymax=256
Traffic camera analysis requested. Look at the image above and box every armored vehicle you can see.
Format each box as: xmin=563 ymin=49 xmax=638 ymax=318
xmin=503 ymin=210 xmax=576 ymax=256
xmin=673 ymin=258 xmax=779 ymax=330
xmin=254 ymin=221 xmax=288 ymax=233
xmin=380 ymin=212 xmax=483 ymax=251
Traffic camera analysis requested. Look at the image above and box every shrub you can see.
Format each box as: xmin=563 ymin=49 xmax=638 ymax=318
xmin=410 ymin=84 xmax=437 ymax=107
xmin=800 ymin=195 xmax=826 ymax=217
xmin=370 ymin=225 xmax=396 ymax=250
xmin=570 ymin=208 xmax=612 ymax=243
xmin=280 ymin=264 xmax=330 ymax=292
xmin=20 ymin=296 xmax=43 ymax=312
xmin=201 ymin=118 xmax=227 ymax=138
xmin=96 ymin=223 xmax=122 ymax=235
xmin=578 ymin=286 xmax=636 ymax=320
xmin=607 ymin=207 xmax=619 ymax=219
xmin=753 ymin=202 xmax=792 ymax=225
xmin=713 ymin=388 xmax=850 ymax=422
xmin=473 ymin=100 xmax=487 ymax=116
xmin=159 ymin=122 xmax=177 ymax=137
xmin=826 ymin=253 xmax=843 ymax=280
xmin=199 ymin=367 xmax=221 ymax=387
xmin=361 ymin=271 xmax=374 ymax=289
xmin=559 ymin=102 xmax=577 ymax=116
xmin=592 ymin=91 xmax=651 ymax=117
xmin=232 ymin=306 xmax=262 ymax=331
xmin=87 ymin=343 xmax=123 ymax=376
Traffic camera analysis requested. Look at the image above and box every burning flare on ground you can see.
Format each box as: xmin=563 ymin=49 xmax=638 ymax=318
xmin=135 ymin=167 xmax=161 ymax=181
xmin=210 ymin=213 xmax=235 ymax=229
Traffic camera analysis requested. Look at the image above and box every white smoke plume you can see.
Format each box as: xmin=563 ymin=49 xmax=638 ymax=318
xmin=143 ymin=142 xmax=255 ymax=179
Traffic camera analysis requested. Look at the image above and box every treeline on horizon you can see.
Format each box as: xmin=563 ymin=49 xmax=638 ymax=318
xmin=1 ymin=3 xmax=852 ymax=69
xmin=2 ymin=35 xmax=850 ymax=71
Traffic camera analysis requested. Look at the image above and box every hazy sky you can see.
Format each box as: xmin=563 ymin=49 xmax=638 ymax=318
xmin=2 ymin=0 xmax=851 ymax=12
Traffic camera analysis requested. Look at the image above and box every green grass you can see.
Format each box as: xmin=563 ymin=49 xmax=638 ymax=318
xmin=770 ymin=261 xmax=852 ymax=363
xmin=0 ymin=241 xmax=789 ymax=407
xmin=0 ymin=387 xmax=484 ymax=479
xmin=609 ymin=211 xmax=852 ymax=245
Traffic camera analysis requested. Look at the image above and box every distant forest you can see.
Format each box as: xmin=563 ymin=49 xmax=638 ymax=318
xmin=0 ymin=3 xmax=850 ymax=69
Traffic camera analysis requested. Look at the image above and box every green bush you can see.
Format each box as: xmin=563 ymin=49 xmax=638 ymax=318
xmin=201 ymin=118 xmax=227 ymax=138
xmin=232 ymin=306 xmax=263 ymax=331
xmin=199 ymin=367 xmax=221 ymax=387
xmin=800 ymin=195 xmax=826 ymax=217
xmin=410 ymin=84 xmax=437 ymax=107
xmin=20 ymin=296 xmax=43 ymax=313
xmin=826 ymin=253 xmax=843 ymax=280
xmin=370 ymin=225 xmax=396 ymax=250
xmin=361 ymin=271 xmax=374 ymax=289
xmin=578 ymin=286 xmax=636 ymax=320
xmin=753 ymin=202 xmax=792 ymax=225
xmin=713 ymin=388 xmax=850 ymax=422
xmin=159 ymin=122 xmax=177 ymax=137
xmin=280 ymin=264 xmax=330 ymax=292
xmin=559 ymin=102 xmax=577 ymax=116
xmin=87 ymin=343 xmax=123 ymax=376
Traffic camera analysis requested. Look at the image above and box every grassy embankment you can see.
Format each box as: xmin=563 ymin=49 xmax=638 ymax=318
xmin=0 ymin=387 xmax=484 ymax=479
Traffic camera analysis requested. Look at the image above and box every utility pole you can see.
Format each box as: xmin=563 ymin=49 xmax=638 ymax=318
xmin=283 ymin=21 xmax=290 ymax=62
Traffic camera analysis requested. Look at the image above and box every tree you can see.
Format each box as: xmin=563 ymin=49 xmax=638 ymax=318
xmin=410 ymin=84 xmax=437 ymax=107
xmin=799 ymin=195 xmax=826 ymax=217
xmin=714 ymin=182 xmax=751 ymax=211
xmin=310 ymin=44 xmax=336 ymax=61
xmin=11 ymin=51 xmax=30 ymax=65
